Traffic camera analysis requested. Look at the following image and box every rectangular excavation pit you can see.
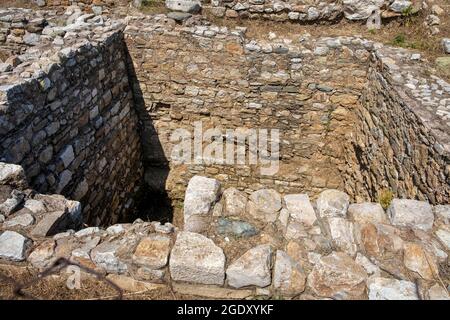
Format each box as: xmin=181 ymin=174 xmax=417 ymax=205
xmin=0 ymin=12 xmax=449 ymax=228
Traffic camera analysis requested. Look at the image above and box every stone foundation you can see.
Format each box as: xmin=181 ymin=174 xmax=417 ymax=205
xmin=0 ymin=168 xmax=448 ymax=300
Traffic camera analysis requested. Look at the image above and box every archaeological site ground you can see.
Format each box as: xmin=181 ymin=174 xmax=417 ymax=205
xmin=0 ymin=0 xmax=449 ymax=301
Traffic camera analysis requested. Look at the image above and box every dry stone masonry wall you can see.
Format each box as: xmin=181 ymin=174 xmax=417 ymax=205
xmin=0 ymin=169 xmax=449 ymax=300
xmin=0 ymin=9 xmax=143 ymax=226
xmin=0 ymin=7 xmax=449 ymax=299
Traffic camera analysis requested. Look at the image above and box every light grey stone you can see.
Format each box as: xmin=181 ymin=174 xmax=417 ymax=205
xmin=442 ymin=39 xmax=450 ymax=54
xmin=75 ymin=227 xmax=101 ymax=238
xmin=4 ymin=213 xmax=35 ymax=228
xmin=428 ymin=284 xmax=450 ymax=300
xmin=222 ymin=187 xmax=247 ymax=216
xmin=247 ymin=189 xmax=281 ymax=223
xmin=23 ymin=32 xmax=40 ymax=46
xmin=284 ymin=194 xmax=317 ymax=226
xmin=0 ymin=231 xmax=32 ymax=261
xmin=348 ymin=202 xmax=387 ymax=225
xmin=91 ymin=240 xmax=128 ymax=274
xmin=273 ymin=250 xmax=306 ymax=295
xmin=0 ymin=192 xmax=24 ymax=217
xmin=316 ymin=189 xmax=350 ymax=219
xmin=59 ymin=145 xmax=74 ymax=168
xmin=390 ymin=0 xmax=412 ymax=13
xmin=355 ymin=253 xmax=380 ymax=276
xmin=56 ymin=169 xmax=72 ymax=193
xmin=434 ymin=205 xmax=450 ymax=224
xmin=27 ymin=240 xmax=56 ymax=269
xmin=327 ymin=217 xmax=357 ymax=256
xmin=368 ymin=277 xmax=419 ymax=300
xmin=226 ymin=244 xmax=272 ymax=288
xmin=169 ymin=231 xmax=225 ymax=285
xmin=24 ymin=199 xmax=46 ymax=214
xmin=31 ymin=211 xmax=70 ymax=237
xmin=307 ymin=252 xmax=367 ymax=299
xmin=343 ymin=0 xmax=384 ymax=20
xmin=435 ymin=227 xmax=450 ymax=250
xmin=387 ymin=199 xmax=434 ymax=231
xmin=184 ymin=176 xmax=221 ymax=232
xmin=165 ymin=0 xmax=202 ymax=13
xmin=0 ymin=163 xmax=26 ymax=187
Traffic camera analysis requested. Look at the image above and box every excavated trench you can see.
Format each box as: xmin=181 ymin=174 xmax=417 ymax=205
xmin=0 ymin=14 xmax=448 ymax=228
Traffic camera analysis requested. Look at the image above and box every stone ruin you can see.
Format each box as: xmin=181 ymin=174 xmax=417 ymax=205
xmin=0 ymin=3 xmax=449 ymax=299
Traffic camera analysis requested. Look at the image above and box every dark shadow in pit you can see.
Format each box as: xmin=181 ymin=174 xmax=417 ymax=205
xmin=122 ymin=43 xmax=173 ymax=224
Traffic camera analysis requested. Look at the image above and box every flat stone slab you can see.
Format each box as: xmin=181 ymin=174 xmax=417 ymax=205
xmin=169 ymin=231 xmax=225 ymax=285
xmin=0 ymin=230 xmax=32 ymax=261
xmin=31 ymin=211 xmax=69 ymax=237
xmin=387 ymin=199 xmax=434 ymax=231
xmin=226 ymin=244 xmax=272 ymax=288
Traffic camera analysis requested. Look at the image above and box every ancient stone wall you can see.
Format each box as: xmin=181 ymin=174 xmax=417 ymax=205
xmin=0 ymin=21 xmax=144 ymax=225
xmin=344 ymin=47 xmax=450 ymax=204
xmin=124 ymin=18 xmax=371 ymax=223
xmin=206 ymin=0 xmax=422 ymax=22
xmin=0 ymin=169 xmax=448 ymax=300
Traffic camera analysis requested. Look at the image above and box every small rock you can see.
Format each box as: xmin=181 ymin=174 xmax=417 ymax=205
xmin=247 ymin=189 xmax=281 ymax=223
xmin=4 ymin=213 xmax=35 ymax=228
xmin=316 ymin=189 xmax=350 ymax=219
xmin=167 ymin=12 xmax=192 ymax=22
xmin=106 ymin=274 xmax=165 ymax=292
xmin=31 ymin=211 xmax=70 ymax=237
xmin=75 ymin=227 xmax=101 ymax=237
xmin=368 ymin=277 xmax=418 ymax=300
xmin=0 ymin=231 xmax=32 ymax=261
xmin=23 ymin=32 xmax=40 ymax=46
xmin=327 ymin=217 xmax=357 ymax=256
xmin=403 ymin=242 xmax=439 ymax=280
xmin=273 ymin=250 xmax=306 ymax=295
xmin=307 ymin=252 xmax=367 ymax=299
xmin=387 ymin=199 xmax=434 ymax=231
xmin=0 ymin=191 xmax=24 ymax=217
xmin=106 ymin=224 xmax=127 ymax=235
xmin=348 ymin=203 xmax=387 ymax=225
xmin=132 ymin=234 xmax=171 ymax=269
xmin=0 ymin=162 xmax=27 ymax=188
xmin=217 ymin=218 xmax=258 ymax=238
xmin=355 ymin=253 xmax=380 ymax=276
xmin=442 ymin=39 xmax=450 ymax=54
xmin=91 ymin=240 xmax=128 ymax=274
xmin=428 ymin=284 xmax=450 ymax=300
xmin=390 ymin=0 xmax=412 ymax=13
xmin=165 ymin=0 xmax=202 ymax=13
xmin=435 ymin=227 xmax=450 ymax=250
xmin=226 ymin=244 xmax=272 ymax=288
xmin=222 ymin=187 xmax=247 ymax=217
xmin=27 ymin=240 xmax=56 ymax=269
xmin=24 ymin=199 xmax=46 ymax=214
xmin=284 ymin=194 xmax=317 ymax=226
xmin=183 ymin=176 xmax=221 ymax=232
xmin=169 ymin=231 xmax=225 ymax=285
xmin=0 ymin=63 xmax=13 ymax=73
